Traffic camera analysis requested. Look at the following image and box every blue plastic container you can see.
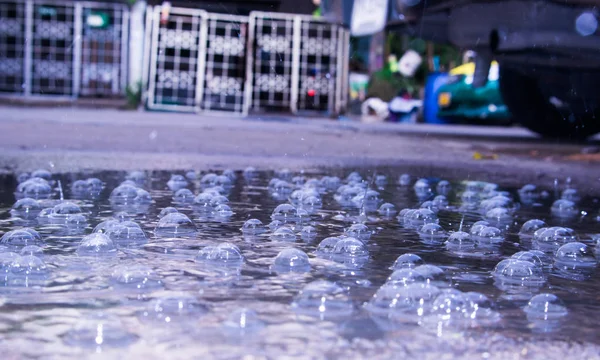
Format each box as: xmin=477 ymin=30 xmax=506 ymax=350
xmin=423 ymin=72 xmax=450 ymax=124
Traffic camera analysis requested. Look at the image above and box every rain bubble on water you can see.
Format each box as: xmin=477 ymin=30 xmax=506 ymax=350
xmin=167 ymin=174 xmax=189 ymax=191
xmin=418 ymin=223 xmax=448 ymax=244
xmin=554 ymin=242 xmax=597 ymax=271
xmin=155 ymin=213 xmax=197 ymax=237
xmin=138 ymin=293 xmax=208 ymax=324
xmin=519 ymin=219 xmax=547 ymax=238
xmin=344 ymin=223 xmax=371 ymax=241
xmin=1 ymin=228 xmax=43 ymax=248
xmin=300 ymin=225 xmax=317 ymax=241
xmin=469 ymin=220 xmax=490 ymax=237
xmin=173 ymin=188 xmax=195 ymax=203
xmin=378 ymin=203 xmax=397 ymax=217
xmin=241 ymin=219 xmax=266 ymax=235
xmin=390 ymin=253 xmax=424 ymax=270
xmin=10 ymin=254 xmax=48 ymax=276
xmin=331 ymin=237 xmax=369 ymax=259
xmin=386 ymin=268 xmax=426 ymax=287
xmin=195 ymin=243 xmax=244 ymax=265
xmin=63 ymin=312 xmax=138 ymax=349
xmin=551 ymin=199 xmax=578 ymax=219
xmin=523 ymin=293 xmax=568 ymax=320
xmin=445 ymin=231 xmax=476 ymax=253
xmin=315 ymin=236 xmax=342 ymax=255
xmin=398 ymin=174 xmax=411 ymax=186
xmin=492 ymin=259 xmax=545 ymax=285
xmin=291 ymin=280 xmax=354 ymax=320
xmin=476 ymin=226 xmax=504 ymax=244
xmin=11 ymin=198 xmax=42 ymax=219
xmin=158 ymin=207 xmax=179 ymax=218
xmin=272 ymin=248 xmax=311 ymax=273
xmin=270 ymin=226 xmax=297 ymax=242
xmin=76 ymin=233 xmax=117 ymax=257
xmin=271 ymin=204 xmax=298 ymax=222
xmin=111 ymin=264 xmax=163 ymax=290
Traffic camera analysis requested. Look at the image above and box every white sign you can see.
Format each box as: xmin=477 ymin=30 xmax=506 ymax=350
xmin=351 ymin=0 xmax=389 ymax=36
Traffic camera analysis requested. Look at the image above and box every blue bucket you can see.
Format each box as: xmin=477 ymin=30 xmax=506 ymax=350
xmin=423 ymin=72 xmax=450 ymax=124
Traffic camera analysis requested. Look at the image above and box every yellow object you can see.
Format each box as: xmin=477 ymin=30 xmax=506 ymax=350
xmin=473 ymin=152 xmax=499 ymax=160
xmin=450 ymin=61 xmax=499 ymax=76
xmin=438 ymin=92 xmax=451 ymax=107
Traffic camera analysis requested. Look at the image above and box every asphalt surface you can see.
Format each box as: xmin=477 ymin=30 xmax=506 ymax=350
xmin=0 ymin=106 xmax=598 ymax=193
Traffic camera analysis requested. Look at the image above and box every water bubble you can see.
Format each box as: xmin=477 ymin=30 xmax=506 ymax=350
xmin=365 ymin=283 xmax=440 ymax=320
xmin=476 ymin=226 xmax=504 ymax=244
xmin=111 ymin=265 xmax=163 ymax=290
xmin=511 ymin=251 xmax=547 ymax=269
xmin=420 ymin=201 xmax=439 ymax=214
xmin=0 ymin=252 xmax=19 ymax=274
xmin=413 ymin=178 xmax=433 ymax=200
xmin=271 ymin=204 xmax=298 ymax=222
xmin=200 ymin=173 xmax=217 ymax=187
xmin=391 ymin=253 xmax=424 ymax=270
xmin=464 ymin=292 xmax=500 ymax=325
xmin=63 ymin=312 xmax=138 ymax=349
xmin=222 ymin=169 xmax=236 ymax=181
xmin=1 ymin=228 xmax=43 ymax=247
xmin=519 ymin=219 xmax=547 ymax=238
xmin=12 ymin=198 xmax=41 ymax=218
xmin=139 ymin=294 xmax=208 ymax=323
xmin=272 ymin=248 xmax=311 ymax=272
xmin=485 ymin=207 xmax=513 ymax=226
xmin=243 ymin=167 xmax=257 ymax=179
xmin=241 ymin=219 xmax=266 ymax=235
xmin=533 ymin=226 xmax=578 ymax=253
xmin=158 ymin=207 xmax=178 ymax=218
xmin=109 ymin=184 xmax=139 ymax=204
xmin=193 ymin=192 xmax=213 ymax=209
xmin=555 ymin=242 xmax=597 ymax=267
xmin=436 ymin=180 xmax=451 ymax=195
xmin=126 ymin=170 xmax=147 ymax=185
xmin=461 ymin=190 xmax=479 ymax=204
xmin=106 ymin=224 xmax=148 ymax=247
xmin=213 ymin=204 xmax=234 ymax=218
xmin=302 ymin=195 xmax=323 ymax=210
xmin=17 ymin=178 xmax=52 ymax=199
xmin=77 ymin=233 xmax=117 ymax=256
xmin=17 ymin=172 xmax=30 ymax=183
xmin=93 ymin=219 xmax=120 ymax=234
xmin=418 ymin=223 xmax=448 ymax=244
xmin=222 ymin=308 xmax=265 ymax=335
xmin=10 ymin=254 xmax=48 ymax=276
xmin=173 ymin=188 xmax=194 ymax=203
xmin=469 ymin=220 xmax=490 ymax=237
xmin=300 ymin=225 xmax=317 ymax=241
xmin=414 ymin=264 xmax=447 ymax=286
xmin=523 ymin=293 xmax=568 ymax=320
xmin=71 ymin=180 xmax=89 ymax=194
xmin=291 ymin=280 xmax=353 ymax=319
xmin=445 ymin=231 xmax=476 ymax=252
xmin=268 ymin=220 xmax=284 ymax=231
xmin=492 ymin=259 xmax=545 ymax=285
xmin=518 ymin=184 xmax=540 ymax=204
xmin=155 ymin=213 xmax=196 ymax=236
xmin=270 ymin=227 xmax=297 ymax=242
xmin=387 ymin=268 xmax=426 ymax=287
xmin=320 ymin=176 xmax=341 ymax=190
xmin=332 ymin=237 xmax=369 ymax=258
xmin=551 ymin=199 xmax=578 ymax=219
xmin=167 ymin=174 xmax=188 ymax=191
xmin=378 ymin=203 xmax=397 ymax=217
xmin=398 ymin=174 xmax=411 ymax=186
xmin=344 ymin=223 xmax=371 ymax=241
xmin=561 ymin=188 xmax=581 ymax=203
xmin=428 ymin=289 xmax=473 ymax=326
xmin=20 ymin=245 xmax=44 ymax=257
xmin=195 ymin=243 xmax=244 ymax=265
xmin=315 ymin=236 xmax=342 ymax=255
xmin=213 ymin=175 xmax=232 ymax=188
xmin=407 ymin=208 xmax=438 ymax=228
xmin=210 ymin=195 xmax=230 ymax=208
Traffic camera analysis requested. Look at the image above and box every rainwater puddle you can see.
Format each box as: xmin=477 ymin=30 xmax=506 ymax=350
xmin=0 ymin=169 xmax=599 ymax=358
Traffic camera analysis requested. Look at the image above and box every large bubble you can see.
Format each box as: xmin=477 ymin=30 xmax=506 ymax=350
xmin=76 ymin=233 xmax=117 ymax=256
xmin=390 ymin=253 xmax=424 ymax=270
xmin=551 ymin=199 xmax=578 ymax=219
xmin=523 ymin=293 xmax=568 ymax=320
xmin=492 ymin=259 xmax=545 ymax=285
xmin=344 ymin=223 xmax=371 ymax=241
xmin=519 ymin=219 xmax=547 ymax=238
xmin=155 ymin=213 xmax=197 ymax=236
xmin=195 ymin=243 xmax=244 ymax=265
xmin=241 ymin=219 xmax=266 ymax=235
xmin=270 ymin=227 xmax=297 ymax=242
xmin=418 ymin=223 xmax=448 ymax=244
xmin=1 ymin=228 xmax=43 ymax=247
xmin=272 ymin=248 xmax=311 ymax=273
xmin=291 ymin=280 xmax=354 ymax=320
xmin=315 ymin=236 xmax=342 ymax=255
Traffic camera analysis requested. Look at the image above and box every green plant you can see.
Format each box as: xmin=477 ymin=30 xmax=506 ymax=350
xmin=125 ymin=81 xmax=142 ymax=110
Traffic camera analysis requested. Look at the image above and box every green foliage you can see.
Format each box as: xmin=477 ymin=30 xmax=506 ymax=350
xmin=125 ymin=81 xmax=142 ymax=110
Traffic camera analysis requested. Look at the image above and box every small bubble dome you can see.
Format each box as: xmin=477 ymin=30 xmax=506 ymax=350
xmin=391 ymin=253 xmax=424 ymax=270
xmin=433 ymin=179 xmax=448 ymax=193
xmin=241 ymin=219 xmax=266 ymax=235
xmin=316 ymin=236 xmax=342 ymax=255
xmin=469 ymin=220 xmax=490 ymax=236
xmin=155 ymin=213 xmax=196 ymax=236
xmin=52 ymin=202 xmax=82 ymax=217
xmin=63 ymin=312 xmax=138 ymax=349
xmin=477 ymin=226 xmax=504 ymax=244
xmin=0 ymin=252 xmax=19 ymax=273
xmin=93 ymin=219 xmax=120 ymax=234
xmin=378 ymin=203 xmax=397 ymax=217
xmin=195 ymin=243 xmax=244 ymax=264
xmin=134 ymin=189 xmax=152 ymax=204
xmin=10 ymin=255 xmax=48 ymax=276
xmin=106 ymin=224 xmax=148 ymax=247
xmin=20 ymin=245 xmax=44 ymax=257
xmin=213 ymin=204 xmax=234 ymax=217
xmin=18 ymin=178 xmax=52 ymax=199
xmin=158 ymin=207 xmax=179 ymax=218
xmin=551 ymin=199 xmax=579 ymax=219
xmin=561 ymin=188 xmax=581 ymax=203
xmin=519 ymin=219 xmax=547 ymax=238
xmin=418 ymin=223 xmax=448 ymax=243
xmin=398 ymin=173 xmax=412 ymax=186
xmin=511 ymin=251 xmax=547 ymax=269
xmin=109 ymin=184 xmax=139 ymax=204
xmin=12 ymin=198 xmax=41 ymax=213
xmin=271 ymin=204 xmax=298 ymax=222
xmin=270 ymin=227 xmax=297 ymax=242
xmin=209 ymin=195 xmax=230 ymax=208
xmin=268 ymin=220 xmax=283 ymax=231
xmin=139 ymin=294 xmax=208 ymax=323
xmin=291 ymin=280 xmax=354 ymax=319
xmin=429 ymin=290 xmax=473 ymax=323
xmin=365 ymin=283 xmax=440 ymax=317
xmin=523 ymin=293 xmax=568 ymax=320
xmin=300 ymin=225 xmax=317 ymax=240
xmin=167 ymin=174 xmax=189 ymax=190
xmin=408 ymin=208 xmax=438 ymax=228
xmin=414 ymin=265 xmax=447 ymax=286
xmin=464 ymin=292 xmax=500 ymax=324
xmin=461 ymin=191 xmax=479 ymax=204
xmin=222 ymin=308 xmax=265 ymax=335
xmin=76 ymin=233 xmax=117 ymax=256
xmin=332 ymin=237 xmax=369 ymax=258
xmin=432 ymin=195 xmax=449 ymax=209
xmin=173 ymin=188 xmax=194 ymax=203
xmin=518 ymin=184 xmax=539 ymax=201
xmin=344 ymin=223 xmax=371 ymax=241
xmin=272 ymin=248 xmax=311 ymax=272
xmin=533 ymin=227 xmax=578 ymax=252
xmin=413 ymin=178 xmax=433 ymax=199
xmin=555 ymin=242 xmax=597 ymax=267
xmin=65 ymin=214 xmax=87 ymax=228
xmin=492 ymin=259 xmax=545 ymax=285
xmin=387 ymin=268 xmax=426 ymax=287
xmin=1 ymin=228 xmax=43 ymax=247
xmin=111 ymin=265 xmax=163 ymax=290
xmin=445 ymin=231 xmax=476 ymax=251
xmin=485 ymin=207 xmax=513 ymax=224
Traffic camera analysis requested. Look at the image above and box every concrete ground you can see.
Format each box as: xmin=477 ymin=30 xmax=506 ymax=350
xmin=0 ymin=106 xmax=599 ymax=192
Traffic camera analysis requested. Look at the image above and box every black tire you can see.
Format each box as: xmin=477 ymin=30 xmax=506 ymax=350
xmin=499 ymin=65 xmax=600 ymax=140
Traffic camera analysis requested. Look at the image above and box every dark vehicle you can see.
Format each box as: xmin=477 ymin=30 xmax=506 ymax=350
xmin=334 ymin=0 xmax=600 ymax=139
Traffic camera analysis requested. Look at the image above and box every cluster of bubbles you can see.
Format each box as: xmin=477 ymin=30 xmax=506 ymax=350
xmin=1 ymin=166 xmax=598 ymax=354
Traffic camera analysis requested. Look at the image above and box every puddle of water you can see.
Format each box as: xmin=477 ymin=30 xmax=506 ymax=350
xmin=0 ymin=169 xmax=599 ymax=358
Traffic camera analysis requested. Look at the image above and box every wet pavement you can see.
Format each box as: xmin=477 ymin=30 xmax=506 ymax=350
xmin=0 ymin=106 xmax=598 ymax=194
